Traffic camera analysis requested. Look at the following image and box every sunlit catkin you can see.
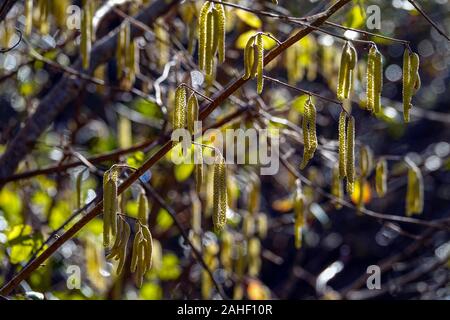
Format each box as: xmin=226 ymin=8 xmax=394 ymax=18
xmin=137 ymin=191 xmax=149 ymax=224
xmin=337 ymin=42 xmax=356 ymax=101
xmin=220 ymin=230 xmax=233 ymax=274
xmin=131 ymin=222 xmax=153 ymax=287
xmin=213 ymin=3 xmax=226 ymax=63
xmin=107 ymin=217 xmax=131 ymax=275
xmin=338 ymin=111 xmax=347 ymax=178
xmin=198 ymin=2 xmax=210 ymax=70
xmin=406 ymin=161 xmax=424 ymax=216
xmin=375 ymin=158 xmax=387 ymax=197
xmin=346 ymin=116 xmax=355 ymax=193
xmin=195 ymin=145 xmax=204 ymax=194
xmin=174 ymin=85 xmax=187 ymax=130
xmin=213 ymin=155 xmax=227 ymax=232
xmin=331 ymin=164 xmax=343 ymax=209
xmin=248 ymin=237 xmax=261 ymax=277
xmin=243 ymin=36 xmax=255 ymax=80
xmin=257 ymin=213 xmax=268 ymax=239
xmin=76 ymin=170 xmax=83 ymax=209
xmin=402 ymin=49 xmax=420 ymax=122
xmin=294 ymin=179 xmax=305 ymax=249
xmin=359 ymin=145 xmax=373 ymax=178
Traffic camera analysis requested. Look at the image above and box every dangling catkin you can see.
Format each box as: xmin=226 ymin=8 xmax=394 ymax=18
xmin=213 ymin=155 xmax=227 ymax=232
xmin=107 ymin=217 xmax=131 ymax=275
xmin=25 ymin=0 xmax=33 ymax=36
xmin=213 ymin=3 xmax=226 ymax=63
xmin=174 ymin=85 xmax=187 ymax=130
xmin=402 ymin=49 xmax=420 ymax=122
xmin=256 ymin=34 xmax=264 ymax=94
xmin=257 ymin=213 xmax=268 ymax=239
xmin=76 ymin=170 xmax=83 ymax=209
xmin=137 ymin=191 xmax=149 ymax=225
xmin=205 ymin=10 xmax=214 ymax=76
xmin=103 ymin=170 xmax=118 ymax=247
xmin=366 ymin=45 xmax=383 ymax=113
xmin=375 ymin=158 xmax=387 ymax=197
xmin=294 ymin=179 xmax=305 ymax=249
xmin=198 ymin=2 xmax=210 ymax=70
xmin=248 ymin=237 xmax=261 ymax=277
xmin=243 ymin=36 xmax=255 ymax=80
xmin=300 ymin=97 xmax=317 ymax=169
xmin=359 ymin=145 xmax=373 ymax=178
xmin=81 ymin=6 xmax=92 ymax=70
xmin=331 ymin=164 xmax=343 ymax=209
xmin=338 ymin=111 xmax=347 ymax=178
xmin=406 ymin=161 xmax=424 ymax=216
xmin=337 ymin=42 xmax=350 ymax=101
xmin=346 ymin=116 xmax=355 ymax=193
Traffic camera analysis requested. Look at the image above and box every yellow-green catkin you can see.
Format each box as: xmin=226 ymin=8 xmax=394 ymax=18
xmin=25 ymin=0 xmax=33 ymax=36
xmin=174 ymin=85 xmax=187 ymax=130
xmin=402 ymin=49 xmax=420 ymax=122
xmin=346 ymin=116 xmax=355 ymax=193
xmin=359 ymin=145 xmax=373 ymax=178
xmin=406 ymin=161 xmax=424 ymax=216
xmin=106 ymin=216 xmax=131 ymax=275
xmin=116 ymin=22 xmax=130 ymax=79
xmin=331 ymin=164 xmax=343 ymax=209
xmin=81 ymin=4 xmax=92 ymax=70
xmin=243 ymin=36 xmax=255 ymax=80
xmin=137 ymin=191 xmax=149 ymax=224
xmin=198 ymin=1 xmax=226 ymax=75
xmin=338 ymin=111 xmax=347 ymax=178
xmin=375 ymin=158 xmax=387 ymax=197
xmin=294 ymin=179 xmax=305 ymax=249
xmin=76 ymin=170 xmax=83 ymax=209
xmin=202 ymin=242 xmax=219 ymax=298
xmin=220 ymin=230 xmax=233 ymax=274
xmin=213 ymin=155 xmax=227 ymax=232
xmin=103 ymin=169 xmax=118 ymax=247
xmin=248 ymin=237 xmax=261 ymax=277
xmin=125 ymin=39 xmax=139 ymax=89
xmin=301 ymin=97 xmax=317 ymax=169
xmin=195 ymin=145 xmax=204 ymax=194
xmin=131 ymin=221 xmax=153 ymax=288
xmin=257 ymin=213 xmax=268 ymax=239
xmin=367 ymin=45 xmax=383 ymax=113
xmin=190 ymin=191 xmax=202 ymax=251
xmin=337 ymin=42 xmax=357 ymax=101
xmin=256 ymin=33 xmax=264 ymax=94
xmin=213 ymin=3 xmax=226 ymax=63
xmin=248 ymin=176 xmax=261 ymax=215
xmin=37 ymin=0 xmax=49 ymax=34
xmin=187 ymin=94 xmax=199 ymax=135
